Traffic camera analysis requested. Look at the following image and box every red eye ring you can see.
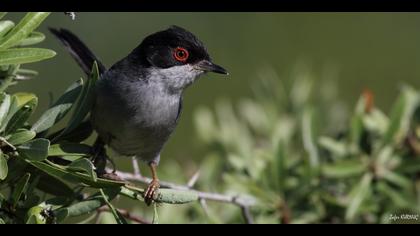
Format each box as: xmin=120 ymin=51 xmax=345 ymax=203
xmin=173 ymin=47 xmax=189 ymax=62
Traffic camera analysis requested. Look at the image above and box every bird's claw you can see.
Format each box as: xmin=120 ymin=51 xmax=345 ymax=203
xmin=144 ymin=179 xmax=160 ymax=205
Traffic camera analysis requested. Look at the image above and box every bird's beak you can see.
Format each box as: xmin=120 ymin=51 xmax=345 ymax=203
xmin=195 ymin=60 xmax=228 ymax=75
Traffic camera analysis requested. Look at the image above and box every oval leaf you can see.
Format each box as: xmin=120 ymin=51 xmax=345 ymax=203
xmin=68 ymin=158 xmax=97 ymax=182
xmin=48 ymin=142 xmax=91 ymax=157
xmin=0 ymin=93 xmax=10 ymax=130
xmin=0 ymin=20 xmax=15 ymax=38
xmin=7 ymin=129 xmax=36 ymax=146
xmin=5 ymin=96 xmax=37 ymax=134
xmin=19 ymin=32 xmax=45 ymax=46
xmin=0 ymin=48 xmax=56 ymax=66
xmin=54 ymin=62 xmax=99 ymax=141
xmin=156 ymin=189 xmax=199 ymax=204
xmin=17 ymin=138 xmax=50 ymax=161
xmin=32 ymin=79 xmax=82 ymax=133
xmin=0 ymin=153 xmax=8 ymax=180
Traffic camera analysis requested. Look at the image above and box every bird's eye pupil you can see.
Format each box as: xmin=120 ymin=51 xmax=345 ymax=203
xmin=174 ymin=47 xmax=189 ymax=62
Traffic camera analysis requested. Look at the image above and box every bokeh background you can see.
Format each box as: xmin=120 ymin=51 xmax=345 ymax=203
xmin=4 ymin=12 xmax=420 ymax=223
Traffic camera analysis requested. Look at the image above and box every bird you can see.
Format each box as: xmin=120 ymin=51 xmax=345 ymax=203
xmin=49 ymin=25 xmax=228 ymax=204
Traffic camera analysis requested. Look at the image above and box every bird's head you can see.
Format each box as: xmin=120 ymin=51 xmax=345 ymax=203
xmin=130 ymin=25 xmax=228 ymax=91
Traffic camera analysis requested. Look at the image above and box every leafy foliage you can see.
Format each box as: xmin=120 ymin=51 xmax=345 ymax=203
xmin=193 ymin=66 xmax=420 ymax=223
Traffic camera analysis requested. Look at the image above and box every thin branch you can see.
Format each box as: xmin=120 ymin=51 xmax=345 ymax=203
xmin=97 ymin=206 xmax=151 ymax=224
xmin=108 ymin=168 xmax=255 ymax=224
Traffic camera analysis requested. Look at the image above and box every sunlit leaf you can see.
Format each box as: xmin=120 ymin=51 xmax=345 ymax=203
xmin=0 ymin=12 xmax=50 ymax=50
xmin=5 ymin=95 xmax=37 ymax=134
xmin=302 ymin=107 xmax=319 ymax=169
xmin=18 ymin=32 xmax=45 ymax=46
xmin=384 ymin=86 xmax=419 ymax=145
xmin=0 ymin=152 xmax=7 ymax=180
xmin=345 ymin=173 xmax=372 ymax=221
xmin=0 ymin=20 xmax=14 ymax=38
xmin=0 ymin=48 xmax=56 ymax=66
xmin=26 ymin=206 xmax=47 ymax=224
xmin=322 ymin=159 xmax=367 ymax=178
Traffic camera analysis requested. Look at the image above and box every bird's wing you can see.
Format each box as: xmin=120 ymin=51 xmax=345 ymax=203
xmin=49 ymin=28 xmax=107 ymax=76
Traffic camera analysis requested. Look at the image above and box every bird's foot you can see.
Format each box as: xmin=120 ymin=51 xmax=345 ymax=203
xmin=144 ymin=179 xmax=160 ymax=205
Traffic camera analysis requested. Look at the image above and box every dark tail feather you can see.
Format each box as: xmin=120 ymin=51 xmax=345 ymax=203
xmin=49 ymin=28 xmax=106 ymax=76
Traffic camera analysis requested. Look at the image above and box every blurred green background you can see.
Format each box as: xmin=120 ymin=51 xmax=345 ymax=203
xmin=6 ymin=12 xmax=420 ymax=164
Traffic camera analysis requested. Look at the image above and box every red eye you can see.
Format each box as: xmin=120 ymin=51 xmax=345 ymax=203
xmin=173 ymin=47 xmax=189 ymax=62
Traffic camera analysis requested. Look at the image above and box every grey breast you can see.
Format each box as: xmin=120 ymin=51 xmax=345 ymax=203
xmin=91 ymin=70 xmax=182 ymax=162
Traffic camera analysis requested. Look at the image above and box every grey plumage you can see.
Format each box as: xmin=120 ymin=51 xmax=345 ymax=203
xmin=50 ymin=26 xmax=227 ymax=167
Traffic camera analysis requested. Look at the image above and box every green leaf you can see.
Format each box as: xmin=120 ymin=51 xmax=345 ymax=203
xmin=53 ymin=62 xmax=99 ymax=141
xmin=377 ymin=182 xmax=414 ymax=208
xmin=0 ymin=153 xmax=8 ymax=180
xmin=0 ymin=218 xmax=4 ymax=224
xmin=0 ymin=12 xmax=7 ymax=20
xmin=31 ymin=79 xmax=82 ymax=133
xmin=10 ymin=172 xmax=30 ymax=208
xmin=345 ymin=173 xmax=373 ymax=221
xmin=322 ymin=159 xmax=367 ymax=178
xmin=48 ymin=142 xmax=91 ymax=157
xmin=382 ymin=171 xmax=412 ymax=190
xmin=64 ymin=188 xmax=121 ymax=217
xmin=36 ymin=173 xmax=74 ymax=197
xmin=349 ymin=96 xmax=366 ymax=149
xmin=0 ymin=12 xmax=50 ymax=50
xmin=19 ymin=32 xmax=45 ymax=46
xmin=273 ymin=140 xmax=285 ymax=192
xmin=0 ymin=93 xmax=30 ymax=132
xmin=0 ymin=20 xmax=15 ymax=38
xmin=53 ymin=208 xmax=68 ymax=223
xmin=383 ymin=86 xmax=419 ymax=145
xmin=100 ymin=188 xmax=128 ymax=224
xmin=0 ymin=93 xmax=11 ymax=129
xmin=15 ymin=68 xmax=39 ymax=81
xmin=302 ymin=107 xmax=319 ymax=169
xmin=5 ymin=95 xmax=37 ymax=134
xmin=68 ymin=158 xmax=97 ymax=182
xmin=26 ymin=206 xmax=47 ymax=224
xmin=17 ymin=138 xmax=50 ymax=161
xmin=0 ymin=48 xmax=56 ymax=66
xmin=155 ymin=189 xmax=199 ymax=204
xmin=29 ymin=160 xmax=124 ymax=188
xmin=7 ymin=129 xmax=36 ymax=145
xmin=318 ymin=136 xmax=348 ymax=157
